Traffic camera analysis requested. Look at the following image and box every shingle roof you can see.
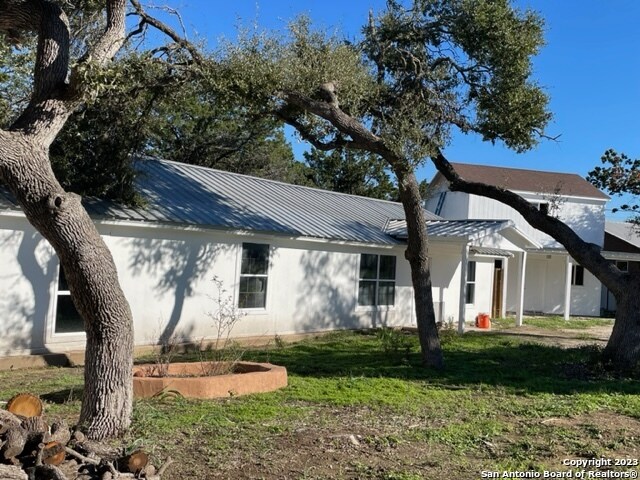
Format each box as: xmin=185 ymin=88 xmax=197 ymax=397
xmin=605 ymin=221 xmax=640 ymax=249
xmin=432 ymin=162 xmax=609 ymax=200
xmin=81 ymin=158 xmax=441 ymax=245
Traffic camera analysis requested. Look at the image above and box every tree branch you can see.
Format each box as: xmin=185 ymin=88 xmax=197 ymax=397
xmin=128 ymin=0 xmax=204 ymax=64
xmin=430 ymin=149 xmax=625 ymax=294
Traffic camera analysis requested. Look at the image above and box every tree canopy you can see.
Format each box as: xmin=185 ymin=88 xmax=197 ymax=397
xmin=588 ymin=149 xmax=640 ymax=224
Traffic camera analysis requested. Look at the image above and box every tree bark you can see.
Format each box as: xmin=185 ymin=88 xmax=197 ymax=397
xmin=0 ymin=135 xmax=133 ymax=439
xmin=0 ymin=0 xmax=133 ymax=439
xmin=430 ymin=150 xmax=640 ymax=369
xmin=396 ymin=168 xmax=444 ymax=368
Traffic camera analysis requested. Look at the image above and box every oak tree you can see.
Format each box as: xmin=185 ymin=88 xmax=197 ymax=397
xmin=0 ymin=0 xmax=134 ymax=439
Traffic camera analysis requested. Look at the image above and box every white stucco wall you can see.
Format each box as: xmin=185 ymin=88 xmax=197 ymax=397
xmin=429 ymin=242 xmax=497 ymax=325
xmin=0 ymin=214 xmax=415 ymax=356
xmin=0 ymin=215 xmax=56 ymax=356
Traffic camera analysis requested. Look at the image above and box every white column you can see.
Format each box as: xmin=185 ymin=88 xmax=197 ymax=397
xmin=501 ymin=256 xmax=509 ymax=318
xmin=516 ymin=251 xmax=527 ymax=327
xmin=458 ymin=243 xmax=469 ymax=334
xmin=563 ymin=255 xmax=572 ymax=320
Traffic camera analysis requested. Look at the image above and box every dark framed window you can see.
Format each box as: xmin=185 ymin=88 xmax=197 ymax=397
xmin=358 ymin=254 xmax=396 ymax=306
xmin=571 ymin=265 xmax=584 ymax=286
xmin=465 ymin=261 xmax=476 ymax=304
xmin=55 ymin=267 xmax=84 ymax=334
xmin=616 ymin=261 xmax=629 ymax=273
xmin=538 ymin=203 xmax=550 ymax=215
xmin=238 ymin=243 xmax=269 ymax=309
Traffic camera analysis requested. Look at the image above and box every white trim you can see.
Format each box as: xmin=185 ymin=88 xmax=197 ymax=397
xmin=516 ymin=251 xmax=527 ymax=327
xmin=458 ymin=243 xmax=469 ymax=334
xmin=563 ymin=256 xmax=572 ymax=320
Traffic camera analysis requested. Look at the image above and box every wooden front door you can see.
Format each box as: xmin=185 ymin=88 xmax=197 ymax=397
xmin=491 ymin=260 xmax=504 ymax=318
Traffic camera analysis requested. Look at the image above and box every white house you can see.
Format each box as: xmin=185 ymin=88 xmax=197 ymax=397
xmin=0 ymin=158 xmax=538 ymax=358
xmin=426 ymin=162 xmax=611 ymax=322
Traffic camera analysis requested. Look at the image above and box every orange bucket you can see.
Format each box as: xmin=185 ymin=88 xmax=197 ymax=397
xmin=476 ymin=313 xmax=491 ymax=329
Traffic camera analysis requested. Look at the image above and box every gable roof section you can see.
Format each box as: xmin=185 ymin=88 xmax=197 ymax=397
xmin=386 ymin=219 xmax=511 ymax=241
xmin=432 ymin=162 xmax=609 ymax=200
xmin=80 ymin=158 xmax=442 ymax=245
xmin=605 ymin=221 xmax=640 ymax=250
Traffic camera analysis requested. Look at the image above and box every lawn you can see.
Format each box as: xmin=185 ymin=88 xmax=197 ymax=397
xmin=0 ymin=326 xmax=638 ymax=479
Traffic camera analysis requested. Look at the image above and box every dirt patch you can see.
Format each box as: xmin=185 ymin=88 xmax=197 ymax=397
xmin=470 ymin=323 xmax=613 ymax=348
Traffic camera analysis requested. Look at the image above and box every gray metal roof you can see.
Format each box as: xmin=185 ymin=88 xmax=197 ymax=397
xmin=470 ymin=246 xmax=514 ymax=257
xmin=82 ymin=158 xmax=442 ymax=245
xmin=605 ymin=221 xmax=640 ymax=250
xmin=386 ymin=219 xmax=514 ymax=240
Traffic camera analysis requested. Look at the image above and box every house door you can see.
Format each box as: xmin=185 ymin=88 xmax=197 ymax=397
xmin=491 ymin=260 xmax=504 ymax=318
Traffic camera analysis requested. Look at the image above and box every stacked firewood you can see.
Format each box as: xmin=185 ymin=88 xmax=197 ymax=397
xmin=0 ymin=394 xmax=172 ymax=480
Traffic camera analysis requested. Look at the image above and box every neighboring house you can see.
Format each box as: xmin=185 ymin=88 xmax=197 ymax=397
xmin=601 ymin=221 xmax=640 ymax=314
xmin=426 ymin=162 xmax=610 ymax=321
xmin=0 ymin=158 xmax=536 ymax=357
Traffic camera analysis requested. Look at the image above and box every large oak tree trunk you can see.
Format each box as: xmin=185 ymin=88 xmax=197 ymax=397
xmin=396 ymin=168 xmax=444 ymax=369
xmin=603 ymin=276 xmax=640 ymax=367
xmin=0 ymin=135 xmax=133 ymax=439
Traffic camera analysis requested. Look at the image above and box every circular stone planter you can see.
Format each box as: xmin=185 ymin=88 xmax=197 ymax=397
xmin=132 ymin=361 xmax=288 ymax=399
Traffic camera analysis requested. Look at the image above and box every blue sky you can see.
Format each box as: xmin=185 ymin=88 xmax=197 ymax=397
xmin=169 ymin=1 xmax=639 ymax=218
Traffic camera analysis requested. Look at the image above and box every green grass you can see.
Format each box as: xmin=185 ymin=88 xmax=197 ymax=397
xmin=0 ymin=327 xmax=637 ymax=479
xmin=491 ymin=316 xmax=615 ymax=330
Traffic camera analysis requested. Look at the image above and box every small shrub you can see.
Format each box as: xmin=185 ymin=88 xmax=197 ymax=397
xmin=198 ymin=277 xmax=247 ymax=376
xmin=376 ymin=327 xmax=413 ymax=354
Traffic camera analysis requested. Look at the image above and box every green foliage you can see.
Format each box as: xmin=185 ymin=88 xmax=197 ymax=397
xmin=49 ymin=50 xmax=306 ymax=204
xmin=588 ymin=149 xmax=640 ymax=224
xmin=363 ymin=0 xmax=551 ymax=160
xmin=375 ymin=327 xmax=414 ymax=354
xmin=0 ymin=38 xmax=35 ymax=127
xmin=303 ymin=148 xmax=398 ymax=199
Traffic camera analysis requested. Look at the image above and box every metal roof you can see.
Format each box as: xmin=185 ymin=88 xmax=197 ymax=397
xmin=385 ymin=219 xmax=514 ymax=240
xmin=470 ymin=247 xmax=514 ymax=258
xmin=605 ymin=221 xmax=640 ymax=250
xmin=81 ymin=158 xmax=442 ymax=245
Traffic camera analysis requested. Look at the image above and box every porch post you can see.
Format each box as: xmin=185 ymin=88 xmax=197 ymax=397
xmin=563 ymin=255 xmax=572 ymax=320
xmin=501 ymin=256 xmax=509 ymax=318
xmin=516 ymin=250 xmax=527 ymax=327
xmin=458 ymin=243 xmax=470 ymax=334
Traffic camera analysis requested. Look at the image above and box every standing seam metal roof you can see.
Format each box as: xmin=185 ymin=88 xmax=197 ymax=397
xmin=83 ymin=158 xmax=442 ymax=245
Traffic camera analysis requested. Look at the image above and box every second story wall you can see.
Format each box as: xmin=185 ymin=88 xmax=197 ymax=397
xmin=467 ymin=192 xmax=605 ymax=247
xmin=426 ymin=178 xmax=606 ymax=247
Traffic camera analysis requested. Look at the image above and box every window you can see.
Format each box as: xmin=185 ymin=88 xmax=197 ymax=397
xmin=538 ymin=202 xmax=549 ymax=215
xmin=358 ymin=254 xmax=396 ymax=306
xmin=465 ymin=261 xmax=476 ymax=304
xmin=238 ymin=243 xmax=269 ymax=309
xmin=54 ymin=267 xmax=84 ymax=333
xmin=616 ymin=261 xmax=629 ymax=272
xmin=571 ymin=265 xmax=584 ymax=286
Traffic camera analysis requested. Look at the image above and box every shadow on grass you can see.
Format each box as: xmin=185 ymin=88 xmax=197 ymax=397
xmin=41 ymin=386 xmax=84 ymax=404
xmin=241 ymin=331 xmax=639 ymax=396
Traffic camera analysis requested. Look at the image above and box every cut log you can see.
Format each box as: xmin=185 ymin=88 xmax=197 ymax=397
xmin=44 ymin=421 xmax=71 ymax=445
xmin=6 ymin=394 xmax=43 ymax=418
xmin=0 ymin=464 xmax=28 ymax=479
xmin=21 ymin=415 xmax=48 ymax=435
xmin=2 ymin=426 xmax=27 ymax=459
xmin=43 ymin=441 xmax=66 ymax=466
xmin=0 ymin=409 xmax=23 ymax=433
xmin=121 ymin=449 xmax=149 ymax=473
xmin=26 ymin=464 xmax=69 ymax=480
